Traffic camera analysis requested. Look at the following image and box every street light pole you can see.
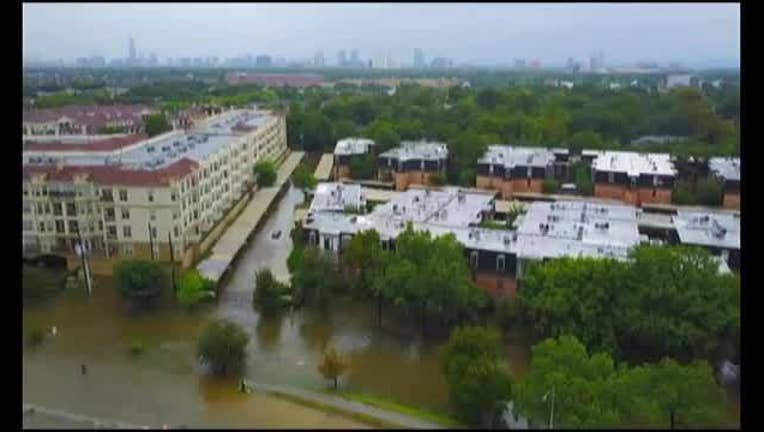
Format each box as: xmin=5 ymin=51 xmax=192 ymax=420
xmin=549 ymin=386 xmax=555 ymax=429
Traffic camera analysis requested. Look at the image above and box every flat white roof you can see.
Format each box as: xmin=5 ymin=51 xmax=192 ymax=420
xmin=673 ymin=210 xmax=740 ymax=250
xmin=513 ymin=200 xmax=642 ymax=260
xmin=588 ymin=150 xmax=676 ymax=177
xmin=308 ymin=182 xmax=365 ymax=214
xmin=334 ymin=137 xmax=375 ymax=156
xmin=709 ymin=157 xmax=740 ymax=182
xmin=379 ymin=141 xmax=448 ymax=161
xmin=477 ymin=145 xmax=557 ymax=168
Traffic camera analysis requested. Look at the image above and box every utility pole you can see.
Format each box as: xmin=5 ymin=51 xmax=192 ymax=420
xmin=543 ymin=386 xmax=555 ymax=429
xmin=168 ymin=232 xmax=176 ymax=293
xmin=148 ymin=222 xmax=155 ymax=260
xmin=74 ymin=223 xmax=93 ymax=295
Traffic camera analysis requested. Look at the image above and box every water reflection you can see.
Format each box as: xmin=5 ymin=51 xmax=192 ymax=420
xmin=255 ymin=315 xmax=284 ymax=351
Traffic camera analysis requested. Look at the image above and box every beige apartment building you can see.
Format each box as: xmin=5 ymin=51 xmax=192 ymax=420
xmin=22 ymin=108 xmax=288 ymax=272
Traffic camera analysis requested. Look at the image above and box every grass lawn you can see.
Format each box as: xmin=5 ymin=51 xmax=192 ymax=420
xmin=319 ymin=389 xmax=464 ymax=428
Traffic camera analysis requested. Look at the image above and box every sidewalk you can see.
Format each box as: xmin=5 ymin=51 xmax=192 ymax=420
xmin=197 ymin=151 xmax=305 ymax=283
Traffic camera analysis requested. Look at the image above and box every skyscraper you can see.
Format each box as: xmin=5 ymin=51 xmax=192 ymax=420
xmin=350 ymin=49 xmax=359 ymax=65
xmin=338 ymin=49 xmax=347 ymax=67
xmin=128 ymin=37 xmax=136 ymax=61
xmin=414 ymin=48 xmax=425 ymax=69
xmin=314 ymin=51 xmax=325 ymax=67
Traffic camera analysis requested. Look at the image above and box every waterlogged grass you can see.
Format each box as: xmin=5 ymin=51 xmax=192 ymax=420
xmin=320 ymin=389 xmax=463 ymax=428
xmin=264 ymin=389 xmax=397 ymax=428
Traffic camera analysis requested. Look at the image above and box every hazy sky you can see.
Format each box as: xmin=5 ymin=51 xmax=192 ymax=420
xmin=23 ymin=3 xmax=740 ymax=66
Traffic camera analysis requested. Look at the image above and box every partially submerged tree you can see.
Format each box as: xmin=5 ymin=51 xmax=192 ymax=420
xmin=113 ymin=259 xmax=170 ymax=309
xmin=197 ymin=319 xmax=250 ymax=376
xmin=318 ymin=347 xmax=349 ymax=390
xmin=253 ymin=161 xmax=277 ymax=187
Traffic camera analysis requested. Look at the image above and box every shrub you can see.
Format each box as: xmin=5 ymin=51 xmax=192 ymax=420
xmin=177 ymin=269 xmax=216 ymax=308
xmin=26 ymin=328 xmax=45 ymax=348
xmin=542 ymin=178 xmax=559 ymax=194
xmin=429 ymin=172 xmax=447 ymax=186
xmin=128 ymin=338 xmax=148 ymax=357
xmin=253 ymin=268 xmax=292 ymax=316
xmin=318 ymin=347 xmax=349 ymax=389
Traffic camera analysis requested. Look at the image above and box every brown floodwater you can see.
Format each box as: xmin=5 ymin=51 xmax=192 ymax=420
xmin=23 ymin=186 xmax=532 ymax=427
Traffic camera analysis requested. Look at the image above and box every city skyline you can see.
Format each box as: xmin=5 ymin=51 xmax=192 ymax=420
xmin=23 ymin=3 xmax=739 ymax=69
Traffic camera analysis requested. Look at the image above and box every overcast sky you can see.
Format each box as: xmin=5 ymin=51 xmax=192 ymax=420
xmin=23 ymin=3 xmax=740 ymax=67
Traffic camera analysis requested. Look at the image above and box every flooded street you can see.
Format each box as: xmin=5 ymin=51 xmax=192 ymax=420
xmin=21 ymin=185 xmax=530 ymax=427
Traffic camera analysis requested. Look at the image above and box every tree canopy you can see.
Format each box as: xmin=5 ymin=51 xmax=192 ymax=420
xmin=515 ymin=335 xmax=726 ymax=428
xmin=113 ymin=259 xmax=170 ymax=308
xmin=253 ymin=161 xmax=277 ymax=187
xmin=518 ymin=245 xmax=740 ymax=364
xmin=196 ymin=319 xmax=250 ymax=376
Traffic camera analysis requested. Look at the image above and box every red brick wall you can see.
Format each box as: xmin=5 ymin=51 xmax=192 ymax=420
xmin=475 ymin=272 xmax=518 ymax=300
xmin=475 ymin=175 xmax=496 ymax=190
xmin=392 ymin=170 xmax=437 ymax=191
xmin=511 ymin=178 xmax=545 ymax=195
xmin=723 ymin=192 xmax=740 ymax=210
xmin=595 ymin=183 xmax=629 ymax=202
xmin=637 ymin=187 xmax=672 ymax=205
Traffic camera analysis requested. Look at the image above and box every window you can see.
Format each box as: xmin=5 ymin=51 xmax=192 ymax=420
xmin=497 ymin=254 xmax=506 ymax=272
xmin=66 ymin=203 xmax=76 ymax=215
xmin=324 ymin=236 xmax=331 ymax=251
xmin=608 ymin=172 xmax=615 ymax=184
xmin=123 ymin=225 xmax=132 ymax=238
xmin=23 ymin=203 xmax=31 ymax=214
xmin=53 ymin=203 xmax=63 ymax=216
xmin=107 ymin=225 xmax=117 ymax=237
xmin=172 ymin=211 xmax=179 ymax=220
xmin=39 ymin=222 xmax=45 ymax=232
xmin=102 ymin=188 xmax=113 ymax=201
xmin=68 ymin=220 xmax=78 ymax=233
xmin=173 ymin=226 xmax=180 ymax=237
xmin=45 ymin=204 xmax=51 ymax=214
xmin=123 ymin=244 xmax=134 ymax=257
xmin=151 ymin=227 xmax=158 ymax=238
xmin=55 ymin=220 xmax=65 ymax=233
xmin=150 ymin=210 xmax=157 ymax=221
xmin=37 ymin=204 xmax=43 ymax=214
xmin=171 ymin=191 xmax=177 ymax=201
xmin=119 ymin=189 xmax=128 ymax=201
xmin=470 ymin=251 xmax=479 ymax=269
xmin=148 ymin=191 xmax=154 ymax=202
xmin=122 ymin=208 xmax=130 ymax=219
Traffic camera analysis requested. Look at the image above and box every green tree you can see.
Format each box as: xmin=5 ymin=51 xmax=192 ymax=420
xmin=515 ymin=335 xmax=621 ymax=428
xmin=302 ymin=111 xmax=335 ymax=151
xmin=476 ymin=88 xmax=501 ymax=110
xmin=291 ymin=165 xmax=317 ymax=190
xmin=196 ymin=319 xmax=250 ymax=376
xmin=113 ymin=259 xmax=170 ymax=308
xmin=177 ymin=269 xmax=216 ymax=308
xmin=144 ymin=113 xmax=172 ymax=137
xmin=290 ymin=246 xmax=340 ymax=308
xmin=318 ymin=347 xmax=349 ymax=389
xmin=349 ymin=153 xmax=376 ymax=179
xmin=343 ymin=230 xmax=391 ymax=326
xmin=624 ymin=358 xmax=726 ymax=429
xmin=442 ymin=326 xmax=512 ymax=427
xmin=567 ymin=130 xmax=605 ymax=153
xmin=253 ymin=161 xmax=277 ymax=187
xmin=252 ymin=268 xmax=292 ymax=316
xmin=695 ymin=176 xmax=723 ymax=206
xmin=371 ymin=125 xmax=401 ymax=153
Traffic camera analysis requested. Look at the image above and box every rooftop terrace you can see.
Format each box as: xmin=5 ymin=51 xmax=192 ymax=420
xmin=673 ymin=210 xmax=740 ymax=250
xmin=477 ymin=145 xmax=558 ymax=168
xmin=709 ymin=157 xmax=740 ymax=182
xmin=334 ymin=138 xmax=375 ymax=156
